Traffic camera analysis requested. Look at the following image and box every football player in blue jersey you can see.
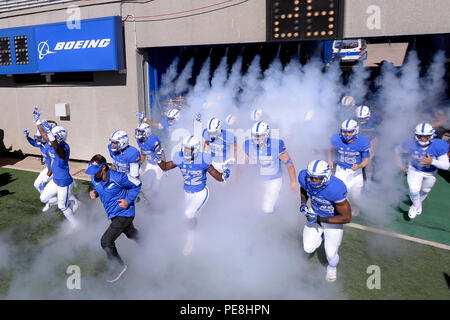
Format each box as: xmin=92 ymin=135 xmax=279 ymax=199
xmin=337 ymin=95 xmax=357 ymax=124
xmin=298 ymin=160 xmax=352 ymax=282
xmin=157 ymin=135 xmax=230 ymax=255
xmin=202 ymin=117 xmax=238 ymax=173
xmin=108 ymin=130 xmax=141 ymax=179
xmin=136 ymin=108 xmax=180 ymax=131
xmin=24 ymin=127 xmax=54 ymax=210
xmin=243 ymin=121 xmax=298 ymax=214
xmin=395 ymin=122 xmax=449 ymax=219
xmin=86 ymin=154 xmax=141 ymax=283
xmin=354 ymin=105 xmax=383 ymax=185
xmin=135 ymin=122 xmax=166 ymax=203
xmin=33 ymin=107 xmax=79 ymax=229
xmin=328 ymin=119 xmax=371 ymax=216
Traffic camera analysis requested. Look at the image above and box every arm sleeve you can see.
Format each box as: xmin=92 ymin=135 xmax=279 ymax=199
xmin=278 ymin=139 xmax=287 ymax=155
xmin=27 ymin=137 xmax=39 ymax=147
xmin=431 ymin=154 xmax=450 ymax=170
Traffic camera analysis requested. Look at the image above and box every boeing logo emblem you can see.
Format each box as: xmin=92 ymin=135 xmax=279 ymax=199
xmin=37 ymin=38 xmax=111 ymax=60
xmin=37 ymin=41 xmax=56 ymax=60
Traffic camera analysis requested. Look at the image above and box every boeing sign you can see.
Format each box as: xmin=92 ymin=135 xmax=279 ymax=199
xmin=0 ymin=16 xmax=124 ymax=74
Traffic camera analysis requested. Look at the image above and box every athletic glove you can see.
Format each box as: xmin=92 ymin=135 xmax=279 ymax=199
xmin=38 ymin=181 xmax=47 ymax=192
xmin=33 ymin=106 xmax=41 ymax=125
xmin=222 ymin=168 xmax=231 ymax=182
xmin=136 ymin=111 xmax=146 ymax=121
xmin=195 ymin=112 xmax=202 ymax=122
xmin=299 ymin=204 xmax=309 ymax=215
xmin=304 ymin=210 xmax=318 ymax=224
xmin=24 ymin=129 xmax=29 ymax=137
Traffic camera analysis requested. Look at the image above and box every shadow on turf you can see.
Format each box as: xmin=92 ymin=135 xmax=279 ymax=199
xmin=0 ymin=172 xmax=16 ymax=188
xmin=0 ymin=190 xmax=15 ymax=197
xmin=444 ymin=273 xmax=450 ymax=289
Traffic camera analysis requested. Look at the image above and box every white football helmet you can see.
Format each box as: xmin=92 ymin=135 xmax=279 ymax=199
xmin=306 ymin=160 xmax=332 ymax=189
xmin=355 ymin=105 xmax=371 ymax=124
xmin=51 ymin=126 xmax=67 ymax=143
xmin=109 ymin=130 xmax=129 ymax=152
xmin=251 ymin=121 xmax=270 ymax=148
xmin=34 ymin=129 xmax=43 ymax=145
xmin=135 ymin=122 xmax=151 ymax=142
xmin=182 ymin=135 xmax=201 ymax=162
xmin=251 ymin=108 xmax=263 ymax=121
xmin=167 ymin=108 xmax=180 ymax=123
xmin=341 ymin=95 xmax=356 ymax=107
xmin=415 ymin=122 xmax=435 ymax=147
xmin=340 ymin=119 xmax=359 ymax=142
xmin=207 ymin=117 xmax=222 ymax=139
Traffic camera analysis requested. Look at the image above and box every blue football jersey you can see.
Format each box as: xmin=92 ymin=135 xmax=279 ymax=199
xmin=331 ymin=134 xmax=371 ymax=169
xmin=91 ymin=170 xmax=141 ymax=220
xmin=401 ymin=138 xmax=449 ymax=173
xmin=202 ymin=129 xmax=236 ymax=163
xmin=108 ymin=144 xmax=141 ymax=174
xmin=243 ymin=138 xmax=287 ymax=179
xmin=48 ymin=141 xmax=73 ymax=187
xmin=298 ymin=170 xmax=348 ymax=218
xmin=27 ymin=137 xmax=52 ymax=169
xmin=160 ymin=118 xmax=172 ymax=129
xmin=173 ymin=151 xmax=212 ymax=193
xmin=137 ymin=135 xmax=163 ymax=165
xmin=358 ymin=114 xmax=382 ymax=140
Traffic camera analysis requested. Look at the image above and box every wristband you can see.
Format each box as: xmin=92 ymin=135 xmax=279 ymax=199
xmin=317 ymin=216 xmax=330 ymax=224
xmin=143 ymin=117 xmax=148 ymax=122
xmin=35 ymin=119 xmax=42 ymax=126
xmin=286 ymin=158 xmax=292 ymax=164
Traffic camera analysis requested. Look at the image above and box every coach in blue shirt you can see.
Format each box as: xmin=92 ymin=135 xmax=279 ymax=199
xmin=86 ymin=154 xmax=141 ymax=283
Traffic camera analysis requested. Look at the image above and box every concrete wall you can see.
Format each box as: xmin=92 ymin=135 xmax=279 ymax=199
xmin=122 ymin=0 xmax=266 ymax=48
xmin=343 ymin=0 xmax=450 ymax=38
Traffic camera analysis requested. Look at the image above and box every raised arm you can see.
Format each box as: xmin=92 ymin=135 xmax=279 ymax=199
xmin=279 ymin=151 xmax=298 ymax=191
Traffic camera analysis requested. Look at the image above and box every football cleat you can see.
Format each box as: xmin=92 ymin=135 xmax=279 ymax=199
xmin=42 ymin=203 xmax=51 ymax=212
xmin=408 ymin=205 xmax=417 ymax=219
xmin=106 ymin=264 xmax=128 ymax=283
xmin=326 ymin=265 xmax=337 ymax=282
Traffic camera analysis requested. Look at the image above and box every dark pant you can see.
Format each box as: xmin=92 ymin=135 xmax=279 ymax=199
xmin=100 ymin=216 xmax=139 ymax=267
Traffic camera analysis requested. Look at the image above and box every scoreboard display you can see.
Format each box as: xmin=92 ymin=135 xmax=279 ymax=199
xmin=267 ymin=0 xmax=344 ymax=41
xmin=14 ymin=36 xmax=29 ymax=65
xmin=0 ymin=37 xmax=12 ymax=66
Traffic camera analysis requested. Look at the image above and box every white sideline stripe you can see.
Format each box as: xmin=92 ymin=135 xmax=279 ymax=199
xmin=346 ymin=223 xmax=450 ymax=251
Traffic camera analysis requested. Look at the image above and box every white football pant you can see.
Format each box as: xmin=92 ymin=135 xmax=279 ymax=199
xmin=40 ymin=180 xmax=77 ymax=225
xmin=335 ymin=165 xmax=363 ymax=201
xmin=139 ymin=162 xmax=164 ymax=200
xmin=407 ymin=165 xmax=437 ymax=209
xmin=33 ymin=167 xmax=51 ymax=193
xmin=184 ymin=186 xmax=210 ymax=219
xmin=261 ymin=177 xmax=283 ymax=214
xmin=303 ymin=221 xmax=344 ymax=268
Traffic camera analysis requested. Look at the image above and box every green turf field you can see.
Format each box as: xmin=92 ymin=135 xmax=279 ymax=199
xmin=0 ymin=167 xmax=449 ymax=299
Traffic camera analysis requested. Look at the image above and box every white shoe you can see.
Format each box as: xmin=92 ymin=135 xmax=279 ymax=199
xmin=106 ymin=264 xmax=127 ymax=283
xmin=408 ymin=205 xmax=417 ymax=219
xmin=71 ymin=199 xmax=79 ymax=213
xmin=326 ymin=266 xmax=337 ymax=282
xmin=416 ymin=204 xmax=422 ymax=216
xmin=42 ymin=203 xmax=51 ymax=212
xmin=182 ymin=232 xmax=195 ymax=256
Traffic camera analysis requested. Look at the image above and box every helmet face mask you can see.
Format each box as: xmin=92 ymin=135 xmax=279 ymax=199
xmin=415 ymin=123 xmax=435 ymax=147
xmin=182 ymin=136 xmax=200 ymax=162
xmin=251 ymin=121 xmax=270 ymax=148
xmin=109 ymin=130 xmax=129 ymax=152
xmin=207 ymin=117 xmax=222 ymax=141
xmin=340 ymin=120 xmax=359 ymax=143
xmin=355 ymin=105 xmax=371 ymax=124
xmin=34 ymin=129 xmax=43 ymax=145
xmin=135 ymin=123 xmax=151 ymax=142
xmin=307 ymin=160 xmax=331 ymax=189
xmin=51 ymin=126 xmax=67 ymax=144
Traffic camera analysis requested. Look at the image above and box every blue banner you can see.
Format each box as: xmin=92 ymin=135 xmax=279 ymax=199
xmin=0 ymin=16 xmax=124 ymax=74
